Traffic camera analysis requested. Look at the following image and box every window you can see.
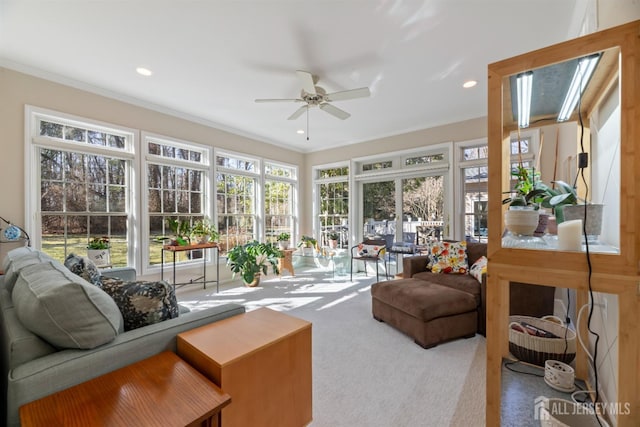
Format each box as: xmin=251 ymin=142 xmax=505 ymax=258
xmin=216 ymin=152 xmax=259 ymax=253
xmin=315 ymin=165 xmax=349 ymax=248
xmin=457 ymin=132 xmax=538 ymax=242
xmin=355 ymin=146 xmax=452 ymax=243
xmin=458 ymin=140 xmax=489 ymax=242
xmin=144 ymin=134 xmax=210 ymax=267
xmin=264 ymin=162 xmax=296 ymax=244
xmin=29 ymin=109 xmax=135 ymax=266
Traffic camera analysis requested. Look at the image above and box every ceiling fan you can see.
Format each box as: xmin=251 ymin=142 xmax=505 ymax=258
xmin=255 ymin=70 xmax=370 ymax=120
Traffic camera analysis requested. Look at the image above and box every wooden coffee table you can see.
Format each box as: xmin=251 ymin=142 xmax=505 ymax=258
xmin=19 ymin=351 xmax=231 ymax=427
xmin=177 ymin=307 xmax=312 ymax=427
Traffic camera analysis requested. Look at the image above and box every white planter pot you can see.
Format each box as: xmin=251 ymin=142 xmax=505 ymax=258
xmin=504 ymin=209 xmax=539 ymax=236
xmin=87 ymin=249 xmax=111 ymax=267
xmin=278 ymin=241 xmax=290 ymax=250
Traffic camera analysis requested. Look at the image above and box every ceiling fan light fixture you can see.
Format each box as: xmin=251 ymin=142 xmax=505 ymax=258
xmin=516 ymin=71 xmax=533 ymax=128
xmin=557 ymin=53 xmax=600 ymax=122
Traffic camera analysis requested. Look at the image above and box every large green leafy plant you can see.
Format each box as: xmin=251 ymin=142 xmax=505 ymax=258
xmin=226 ymin=241 xmax=282 ymax=284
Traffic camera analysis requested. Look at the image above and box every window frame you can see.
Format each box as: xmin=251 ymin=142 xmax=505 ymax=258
xmin=313 ymin=162 xmax=350 ymax=248
xmin=141 ymin=132 xmax=212 ymax=275
xmin=26 ymin=105 xmax=138 ymax=267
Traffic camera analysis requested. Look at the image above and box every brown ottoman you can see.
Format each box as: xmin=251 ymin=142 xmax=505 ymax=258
xmin=371 ymin=278 xmax=478 ymax=348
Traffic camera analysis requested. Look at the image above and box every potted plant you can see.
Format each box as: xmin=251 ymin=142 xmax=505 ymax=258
xmin=191 ymin=219 xmax=219 ymax=244
xmin=328 ymin=231 xmax=339 ymax=249
xmin=298 ymin=235 xmax=317 ymax=256
xmin=87 ymin=236 xmax=111 ymax=267
xmin=502 ymin=165 xmax=542 ymax=236
xmin=226 ymin=241 xmax=282 ymax=287
xmin=166 ymin=218 xmax=191 ymax=246
xmin=276 ymin=232 xmax=291 ymax=250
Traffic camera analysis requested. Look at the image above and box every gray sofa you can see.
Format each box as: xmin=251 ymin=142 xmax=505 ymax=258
xmin=0 ymin=247 xmax=244 ymax=427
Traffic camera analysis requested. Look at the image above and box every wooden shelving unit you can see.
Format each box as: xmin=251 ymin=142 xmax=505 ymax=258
xmin=486 ymin=20 xmax=640 ymax=426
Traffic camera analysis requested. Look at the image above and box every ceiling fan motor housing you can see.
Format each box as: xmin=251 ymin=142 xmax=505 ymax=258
xmin=301 ymin=86 xmax=326 ymax=106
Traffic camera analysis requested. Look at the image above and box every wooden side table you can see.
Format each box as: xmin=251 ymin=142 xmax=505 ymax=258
xmin=278 ymin=248 xmax=295 ymax=276
xmin=177 ymin=307 xmax=312 ymax=427
xmin=19 ymin=352 xmax=231 ymax=427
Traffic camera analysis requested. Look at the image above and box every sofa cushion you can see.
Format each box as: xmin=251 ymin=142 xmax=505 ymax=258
xmin=411 ymin=271 xmax=481 ymax=305
xmin=0 ymin=288 xmax=56 ymax=369
xmin=100 ymin=277 xmax=179 ymax=331
xmin=3 ymin=251 xmax=56 ymax=294
xmin=64 ymin=253 xmax=101 ymax=286
xmin=1 ymin=246 xmax=35 ymax=272
xmin=429 ymin=241 xmax=468 ymax=274
xmin=12 ymin=261 xmax=123 ymax=349
xmin=470 ymin=256 xmax=488 ymax=283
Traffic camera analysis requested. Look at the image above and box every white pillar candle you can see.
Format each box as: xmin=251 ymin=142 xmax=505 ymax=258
xmin=557 ymin=219 xmax=582 ymax=251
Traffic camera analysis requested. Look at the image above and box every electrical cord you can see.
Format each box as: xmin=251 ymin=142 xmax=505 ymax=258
xmin=577 ymin=76 xmax=603 ymax=427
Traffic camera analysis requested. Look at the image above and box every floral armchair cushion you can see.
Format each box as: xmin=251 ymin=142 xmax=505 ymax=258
xmin=356 ymin=243 xmax=386 ymax=258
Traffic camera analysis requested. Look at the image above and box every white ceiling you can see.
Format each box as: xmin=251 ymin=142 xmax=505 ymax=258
xmin=0 ymin=0 xmax=584 ymax=153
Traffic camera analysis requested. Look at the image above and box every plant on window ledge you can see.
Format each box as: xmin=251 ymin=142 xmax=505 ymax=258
xmin=87 ymin=236 xmax=110 ymax=250
xmin=191 ymin=219 xmax=219 ymax=244
xmin=166 ymin=218 xmax=191 ymax=246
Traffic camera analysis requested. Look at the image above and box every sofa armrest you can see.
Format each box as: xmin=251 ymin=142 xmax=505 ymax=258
xmin=6 ymin=303 xmax=245 ymax=427
xmin=402 ymin=255 xmax=430 ymax=278
xmin=101 ymin=267 xmax=136 ymax=282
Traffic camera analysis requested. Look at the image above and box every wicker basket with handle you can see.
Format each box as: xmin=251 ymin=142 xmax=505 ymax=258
xmin=508 ymin=315 xmax=576 ymax=366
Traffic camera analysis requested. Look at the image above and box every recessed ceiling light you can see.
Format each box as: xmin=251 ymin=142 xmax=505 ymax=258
xmin=297 ymin=129 xmax=305 ymax=134
xmin=463 ymin=80 xmax=477 ymax=88
xmin=136 ymin=67 xmax=153 ymax=77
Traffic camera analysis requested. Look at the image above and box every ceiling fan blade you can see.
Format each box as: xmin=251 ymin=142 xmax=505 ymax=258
xmin=325 ymin=87 xmax=371 ymax=102
xmin=296 ymin=70 xmax=317 ymax=95
xmin=255 ymin=98 xmax=303 ymax=103
xmin=288 ymin=105 xmax=308 ymax=120
xmin=319 ymin=103 xmax=350 ymax=120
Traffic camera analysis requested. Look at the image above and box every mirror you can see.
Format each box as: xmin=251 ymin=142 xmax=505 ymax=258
xmin=499 ymin=46 xmax=621 ymax=253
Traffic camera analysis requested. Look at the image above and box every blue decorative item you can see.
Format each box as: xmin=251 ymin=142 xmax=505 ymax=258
xmin=0 ymin=216 xmax=31 ymax=246
xmin=3 ymin=225 xmax=21 ymax=241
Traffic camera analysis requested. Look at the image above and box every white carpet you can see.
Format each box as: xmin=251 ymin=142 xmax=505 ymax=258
xmin=176 ymin=267 xmax=486 ymax=427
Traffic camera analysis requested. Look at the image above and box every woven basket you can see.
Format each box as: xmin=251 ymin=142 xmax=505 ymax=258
xmin=508 ymin=315 xmax=576 ymax=366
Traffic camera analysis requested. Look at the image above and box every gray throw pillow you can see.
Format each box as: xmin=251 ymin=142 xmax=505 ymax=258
xmin=1 ymin=246 xmax=35 ymax=272
xmin=3 ymin=251 xmax=55 ymax=294
xmin=12 ymin=261 xmax=123 ymax=349
xmin=100 ymin=277 xmax=179 ymax=331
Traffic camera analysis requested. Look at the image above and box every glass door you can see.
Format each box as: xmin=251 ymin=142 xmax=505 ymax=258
xmin=401 ymin=176 xmax=444 ymax=246
xmin=362 ymin=180 xmax=395 ymax=244
xmin=361 ymin=176 xmax=445 ymax=243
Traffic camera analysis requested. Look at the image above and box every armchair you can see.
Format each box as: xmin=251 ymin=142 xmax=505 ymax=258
xmin=350 ymin=239 xmax=388 ymax=282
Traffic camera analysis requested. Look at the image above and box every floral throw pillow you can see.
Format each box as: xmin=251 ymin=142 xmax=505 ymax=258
xmin=430 ymin=241 xmax=469 ymax=274
xmin=357 ymin=244 xmax=385 ymax=258
xmin=470 ymin=256 xmax=488 ymax=283
xmin=64 ymin=253 xmax=102 ymax=286
xmin=100 ymin=277 xmax=179 ymax=331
